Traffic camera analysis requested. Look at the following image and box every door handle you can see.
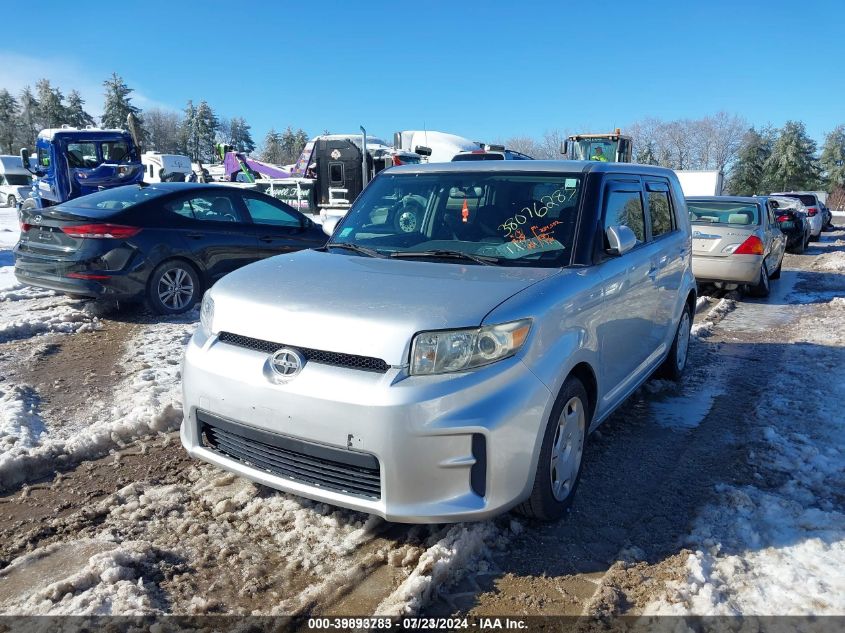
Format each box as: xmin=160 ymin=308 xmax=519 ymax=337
xmin=186 ymin=232 xmax=203 ymax=239
xmin=258 ymin=235 xmax=275 ymax=243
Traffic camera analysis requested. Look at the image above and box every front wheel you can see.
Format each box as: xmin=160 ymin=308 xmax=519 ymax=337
xmin=147 ymin=260 xmax=201 ymax=315
xmin=516 ymin=377 xmax=589 ymax=521
xmin=657 ymin=303 xmax=692 ymax=380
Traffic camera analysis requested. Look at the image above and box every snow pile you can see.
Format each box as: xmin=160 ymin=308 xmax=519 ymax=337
xmin=375 ymin=522 xmax=503 ymax=616
xmin=646 ymin=304 xmax=845 ymax=615
xmin=0 ymin=283 xmax=57 ymax=302
xmin=0 ymin=314 xmax=197 ymax=491
xmin=0 ymin=540 xmax=157 ymax=615
xmin=812 ymin=250 xmax=845 ymax=272
xmin=0 ymin=385 xmax=46 ymax=451
xmin=691 ymin=295 xmax=737 ymax=337
xmin=0 ymin=296 xmax=101 ymax=343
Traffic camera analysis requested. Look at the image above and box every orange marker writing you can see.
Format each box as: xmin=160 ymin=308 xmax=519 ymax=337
xmin=461 ymin=199 xmax=469 ymax=223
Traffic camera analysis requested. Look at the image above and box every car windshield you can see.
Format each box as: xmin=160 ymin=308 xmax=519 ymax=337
xmin=6 ymin=174 xmax=31 ymax=186
xmin=329 ymin=171 xmax=583 ymax=267
xmin=688 ymin=201 xmax=760 ymax=226
xmin=66 ymin=184 xmax=170 ymax=210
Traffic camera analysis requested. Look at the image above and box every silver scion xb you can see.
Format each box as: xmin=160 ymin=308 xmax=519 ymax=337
xmin=687 ymin=196 xmax=786 ymax=297
xmin=181 ymin=161 xmax=697 ymax=523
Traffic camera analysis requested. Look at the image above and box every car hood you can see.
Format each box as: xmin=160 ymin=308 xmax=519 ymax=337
xmin=210 ymin=249 xmax=560 ymax=366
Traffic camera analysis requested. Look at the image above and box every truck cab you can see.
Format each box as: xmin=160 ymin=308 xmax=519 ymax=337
xmin=21 ymin=126 xmax=144 ymax=209
xmin=563 ymin=130 xmax=633 ymax=163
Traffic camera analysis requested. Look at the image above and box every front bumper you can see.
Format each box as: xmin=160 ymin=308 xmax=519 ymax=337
xmin=180 ymin=328 xmax=553 ymax=523
xmin=691 ymin=253 xmax=762 ymax=284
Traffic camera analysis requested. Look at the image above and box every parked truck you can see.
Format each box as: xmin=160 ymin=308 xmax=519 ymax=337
xmin=19 ymin=125 xmax=144 ymax=209
xmin=562 ymin=130 xmax=633 ymax=162
xmin=142 ymin=151 xmax=192 ymax=183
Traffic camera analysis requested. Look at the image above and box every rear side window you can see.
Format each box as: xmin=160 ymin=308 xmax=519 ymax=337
xmin=165 ymin=194 xmax=240 ymax=223
xmin=604 ymin=189 xmax=646 ymax=243
xmin=243 ymin=197 xmax=300 ymax=227
xmin=646 ymin=182 xmax=675 ymax=238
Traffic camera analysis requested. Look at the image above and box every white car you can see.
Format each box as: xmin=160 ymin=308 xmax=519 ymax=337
xmin=0 ymin=155 xmax=33 ymax=207
xmin=770 ymin=192 xmax=823 ymax=240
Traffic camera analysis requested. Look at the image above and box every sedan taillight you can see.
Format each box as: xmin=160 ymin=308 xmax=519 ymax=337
xmin=806 ymin=207 xmax=817 ymax=217
xmin=61 ymin=223 xmax=141 ymax=239
xmin=733 ymin=235 xmax=765 ymax=255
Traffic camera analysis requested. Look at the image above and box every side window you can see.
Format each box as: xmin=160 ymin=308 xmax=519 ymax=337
xmin=243 ymin=197 xmax=300 ymax=227
xmin=164 ymin=198 xmax=196 ymax=220
xmin=329 ymin=162 xmax=344 ymax=185
xmin=604 ymin=188 xmax=646 ymax=244
xmin=645 ymin=181 xmax=675 ymax=238
xmin=165 ymin=195 xmax=239 ymax=223
xmin=37 ymin=147 xmax=51 ymax=168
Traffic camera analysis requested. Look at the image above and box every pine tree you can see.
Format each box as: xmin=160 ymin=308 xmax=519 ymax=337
xmin=18 ymin=86 xmax=40 ymax=149
xmin=260 ymin=128 xmax=284 ymax=165
xmin=635 ymin=140 xmax=657 ymax=165
xmin=764 ymin=120 xmax=820 ymax=192
xmin=819 ymin=125 xmax=845 ymax=191
xmin=178 ymin=100 xmax=197 ymax=158
xmin=727 ymin=127 xmax=774 ymax=195
xmin=0 ymin=89 xmax=20 ymax=154
xmin=229 ymin=117 xmax=255 ymax=154
xmin=65 ymin=90 xmax=96 ymax=128
xmin=193 ymin=101 xmax=219 ymax=162
xmin=101 ymin=72 xmax=141 ymax=130
xmin=35 ymin=79 xmax=67 ymax=129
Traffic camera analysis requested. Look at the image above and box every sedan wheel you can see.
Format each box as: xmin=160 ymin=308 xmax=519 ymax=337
xmin=148 ymin=261 xmax=201 ymax=315
xmin=748 ymin=263 xmax=770 ymax=298
xmin=6 ymin=195 xmax=16 ymax=208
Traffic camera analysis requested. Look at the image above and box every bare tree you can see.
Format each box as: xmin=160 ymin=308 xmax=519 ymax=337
xmin=144 ymin=108 xmax=182 ymax=154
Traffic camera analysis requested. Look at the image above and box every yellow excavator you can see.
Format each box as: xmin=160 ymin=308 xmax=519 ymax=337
xmin=562 ymin=128 xmax=633 ymax=162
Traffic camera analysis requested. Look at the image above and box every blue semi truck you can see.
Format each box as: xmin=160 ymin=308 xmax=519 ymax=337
xmin=19 ymin=125 xmax=144 ymax=210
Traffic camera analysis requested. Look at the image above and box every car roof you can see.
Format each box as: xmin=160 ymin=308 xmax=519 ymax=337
xmin=140 ymin=182 xmax=251 ymax=194
xmin=686 ymin=196 xmax=762 ymax=204
xmin=389 ymin=160 xmax=678 ymax=178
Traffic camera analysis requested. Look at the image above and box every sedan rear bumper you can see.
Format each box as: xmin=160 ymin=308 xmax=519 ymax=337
xmin=692 ymin=254 xmax=762 ymax=284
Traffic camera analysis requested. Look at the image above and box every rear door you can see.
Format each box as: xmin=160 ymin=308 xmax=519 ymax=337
xmin=237 ymin=194 xmax=320 ymax=257
xmin=644 ymin=178 xmax=686 ymax=337
xmin=161 ymin=191 xmax=261 ymax=281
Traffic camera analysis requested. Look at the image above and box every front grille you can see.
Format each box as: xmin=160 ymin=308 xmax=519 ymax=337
xmin=217 ymin=331 xmax=389 ymax=373
xmin=198 ymin=411 xmax=381 ymax=499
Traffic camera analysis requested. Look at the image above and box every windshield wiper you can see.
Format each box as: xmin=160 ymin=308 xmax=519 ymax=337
xmin=325 ymin=242 xmax=387 ymax=258
xmin=389 ymin=249 xmax=498 ymax=266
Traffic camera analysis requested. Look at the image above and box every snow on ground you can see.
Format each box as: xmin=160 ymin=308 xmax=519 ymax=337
xmin=645 ymin=241 xmax=845 ymax=615
xmin=690 ymin=294 xmax=738 ymax=338
xmin=0 ymin=206 xmax=20 ymax=292
xmin=0 ymin=311 xmax=197 ymax=491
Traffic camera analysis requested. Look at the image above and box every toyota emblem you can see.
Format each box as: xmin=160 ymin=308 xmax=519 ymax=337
xmin=269 ymin=348 xmax=305 ymax=381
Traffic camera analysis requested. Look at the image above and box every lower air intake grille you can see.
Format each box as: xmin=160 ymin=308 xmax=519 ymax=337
xmin=217 ymin=331 xmax=389 ymax=373
xmin=198 ymin=411 xmax=381 ymax=500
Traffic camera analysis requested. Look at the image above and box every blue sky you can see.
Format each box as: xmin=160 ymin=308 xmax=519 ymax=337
xmin=2 ymin=0 xmax=842 ymax=145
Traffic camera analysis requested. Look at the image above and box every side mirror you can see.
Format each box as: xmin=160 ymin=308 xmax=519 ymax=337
xmin=605 ymin=225 xmax=637 ymax=256
xmin=322 ymin=217 xmax=340 ymax=237
xmin=560 ymin=140 xmax=569 ymax=157
xmin=20 ymin=148 xmax=31 ymax=170
xmin=414 ymin=145 xmax=432 ymax=157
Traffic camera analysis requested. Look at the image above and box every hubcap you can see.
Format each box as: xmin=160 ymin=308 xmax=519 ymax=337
xmin=676 ymin=311 xmax=691 ymax=370
xmin=157 ymin=267 xmax=194 ymax=310
xmin=549 ymin=396 xmax=585 ymax=502
xmin=398 ymin=210 xmax=417 ymax=232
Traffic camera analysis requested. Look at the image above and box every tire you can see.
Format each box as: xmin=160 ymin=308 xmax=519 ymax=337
xmin=6 ymin=195 xmax=15 ymax=208
xmin=392 ymin=200 xmax=424 ymax=234
xmin=147 ymin=260 xmax=201 ymax=315
xmin=793 ymin=237 xmax=805 ymax=254
xmin=747 ymin=262 xmax=771 ymax=298
xmin=21 ymin=197 xmax=37 ymax=211
xmin=516 ymin=377 xmax=589 ymax=521
xmin=656 ymin=303 xmax=692 ymax=381
xmin=771 ymin=261 xmax=782 ymax=279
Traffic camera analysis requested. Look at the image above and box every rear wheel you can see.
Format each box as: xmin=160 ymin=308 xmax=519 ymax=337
xmin=793 ymin=236 xmax=805 ymax=254
xmin=657 ymin=303 xmax=692 ymax=381
xmin=516 ymin=377 xmax=589 ymax=521
xmin=747 ymin=262 xmax=771 ymax=298
xmin=771 ymin=261 xmax=782 ymax=279
xmin=147 ymin=260 xmax=201 ymax=315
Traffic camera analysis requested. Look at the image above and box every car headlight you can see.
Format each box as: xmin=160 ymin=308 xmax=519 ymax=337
xmin=200 ymin=293 xmax=215 ymax=334
xmin=410 ymin=319 xmax=531 ymax=375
